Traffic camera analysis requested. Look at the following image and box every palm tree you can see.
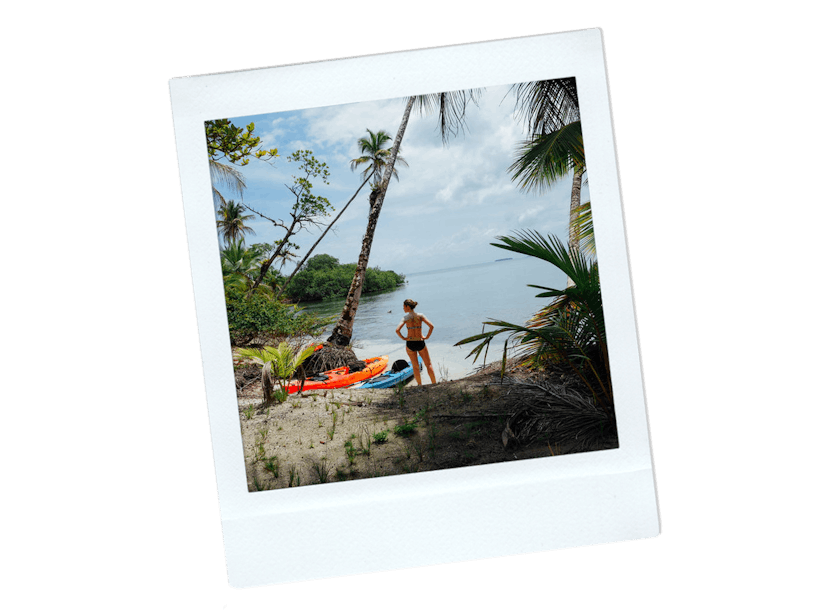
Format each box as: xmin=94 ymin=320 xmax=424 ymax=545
xmin=350 ymin=129 xmax=408 ymax=188
xmin=326 ymin=90 xmax=483 ymax=346
xmin=326 ymin=82 xmax=581 ymax=346
xmin=220 ymin=239 xmax=261 ymax=292
xmin=238 ymin=342 xmax=316 ymax=403
xmin=217 ymin=200 xmax=256 ymax=246
xmin=210 ymin=160 xmax=247 ymax=211
xmin=509 ymin=79 xmax=587 ymax=255
xmin=455 ymin=230 xmax=611 ymax=409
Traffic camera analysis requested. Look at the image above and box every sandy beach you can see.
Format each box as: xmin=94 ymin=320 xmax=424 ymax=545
xmin=236 ymin=358 xmax=618 ymax=491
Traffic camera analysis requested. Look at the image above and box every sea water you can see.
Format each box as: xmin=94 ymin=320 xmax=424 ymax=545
xmin=299 ymin=256 xmax=565 ymax=380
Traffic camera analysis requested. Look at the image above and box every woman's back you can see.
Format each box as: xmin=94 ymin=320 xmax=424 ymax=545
xmin=403 ymin=311 xmax=425 ymax=339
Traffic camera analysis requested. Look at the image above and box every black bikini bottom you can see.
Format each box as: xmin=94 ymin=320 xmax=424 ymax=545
xmin=406 ymin=340 xmax=426 ymax=352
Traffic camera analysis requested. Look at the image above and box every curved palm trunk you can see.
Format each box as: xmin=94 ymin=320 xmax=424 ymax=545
xmin=327 ymin=97 xmax=416 ymax=346
xmin=566 ymin=168 xmax=584 ymax=288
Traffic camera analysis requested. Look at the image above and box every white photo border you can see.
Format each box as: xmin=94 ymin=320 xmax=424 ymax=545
xmin=170 ymin=28 xmax=659 ymax=587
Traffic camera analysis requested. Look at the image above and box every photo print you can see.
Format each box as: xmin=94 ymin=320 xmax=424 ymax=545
xmin=207 ymin=78 xmax=616 ymax=491
xmin=171 ymin=29 xmax=658 ymax=587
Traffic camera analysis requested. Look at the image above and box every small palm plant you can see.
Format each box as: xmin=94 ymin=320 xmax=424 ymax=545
xmin=455 ymin=230 xmax=611 ymax=410
xmin=238 ymin=342 xmax=317 ymax=403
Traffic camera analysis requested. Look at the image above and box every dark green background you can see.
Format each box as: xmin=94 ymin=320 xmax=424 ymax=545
xmin=8 ymin=2 xmax=818 ymax=611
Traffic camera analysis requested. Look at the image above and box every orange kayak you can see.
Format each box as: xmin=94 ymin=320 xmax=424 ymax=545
xmin=286 ymin=355 xmax=388 ymax=394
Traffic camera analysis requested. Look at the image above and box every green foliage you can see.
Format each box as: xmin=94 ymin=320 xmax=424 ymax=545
xmin=572 ymin=201 xmax=595 ymax=257
xmin=216 ymin=200 xmax=256 ymax=246
xmin=455 ymin=230 xmax=612 ymax=409
xmin=263 ymin=456 xmax=280 ymax=479
xmin=238 ymin=342 xmax=317 ymax=402
xmin=393 ymin=420 xmax=418 ymax=437
xmin=509 ymin=121 xmax=585 ymax=195
xmin=372 ymin=430 xmax=389 ymax=444
xmin=343 ymin=439 xmax=357 ymax=465
xmin=304 ymin=253 xmax=340 ymax=272
xmin=350 ymin=129 xmax=409 ymax=188
xmin=284 ymin=256 xmax=404 ymax=302
xmin=286 ymin=150 xmax=332 ymax=220
xmin=220 ymin=240 xmax=259 ymax=291
xmin=225 ymin=289 xmax=329 ymax=345
xmin=241 ymin=150 xmax=334 ymax=298
xmin=220 ymin=241 xmax=291 ymax=297
xmin=205 ymin=119 xmax=278 ymax=166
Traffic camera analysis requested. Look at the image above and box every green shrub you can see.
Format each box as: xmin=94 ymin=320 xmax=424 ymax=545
xmin=225 ymin=289 xmax=328 ymax=344
xmin=284 ymin=255 xmax=405 ymax=302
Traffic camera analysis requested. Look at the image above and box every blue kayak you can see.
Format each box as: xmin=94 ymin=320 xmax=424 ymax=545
xmin=352 ymin=356 xmax=425 ymax=389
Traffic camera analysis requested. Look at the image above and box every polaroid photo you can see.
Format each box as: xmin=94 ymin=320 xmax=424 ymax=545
xmin=170 ymin=28 xmax=659 ymax=588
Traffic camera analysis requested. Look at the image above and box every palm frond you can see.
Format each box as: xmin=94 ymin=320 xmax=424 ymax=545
xmin=350 ymin=129 xmax=409 ymax=184
xmin=456 ymin=230 xmax=611 ymax=407
xmin=412 ymin=89 xmax=485 ymax=144
xmin=572 ymin=201 xmax=596 ymax=257
xmin=212 ymin=186 xmax=227 ymax=211
xmin=511 ymin=78 xmax=580 ymax=136
xmin=509 ymin=122 xmax=584 ymax=195
xmin=217 ymin=200 xmax=256 ymax=245
xmin=491 ymin=230 xmax=591 ymax=287
xmin=209 ymin=160 xmax=247 ymax=197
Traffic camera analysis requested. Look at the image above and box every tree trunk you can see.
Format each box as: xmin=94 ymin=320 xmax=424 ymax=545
xmin=566 ymin=168 xmax=584 ymax=288
xmin=247 ymin=234 xmax=290 ymax=297
xmin=328 ymin=96 xmax=415 ymax=346
xmin=246 ymin=241 xmax=290 ymax=299
xmin=276 ymin=171 xmax=373 ymax=300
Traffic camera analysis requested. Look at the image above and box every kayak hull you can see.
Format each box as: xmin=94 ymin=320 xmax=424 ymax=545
xmin=352 ymin=356 xmax=424 ymax=389
xmin=286 ymin=356 xmax=388 ymax=394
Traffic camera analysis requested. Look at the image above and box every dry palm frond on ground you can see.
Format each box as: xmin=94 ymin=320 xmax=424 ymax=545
xmin=500 ymin=375 xmax=616 ymax=452
xmin=301 ymin=344 xmax=366 ymax=377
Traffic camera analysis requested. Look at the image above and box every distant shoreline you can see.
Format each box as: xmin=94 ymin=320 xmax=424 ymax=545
xmin=406 ymin=255 xmax=528 ymax=278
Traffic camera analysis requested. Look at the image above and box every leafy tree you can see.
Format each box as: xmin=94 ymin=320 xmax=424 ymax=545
xmin=205 ymin=119 xmax=279 ymax=209
xmin=245 ymin=150 xmax=333 ymax=296
xmin=285 ymin=257 xmax=403 ymax=302
xmin=225 ymin=288 xmax=328 ymax=345
xmin=274 ymin=171 xmax=374 ymax=299
xmin=205 ymin=119 xmax=279 ymax=166
xmin=217 ymin=199 xmax=256 ymax=246
xmin=305 ymin=253 xmax=340 ymax=272
xmin=350 ymin=129 xmax=408 ymax=189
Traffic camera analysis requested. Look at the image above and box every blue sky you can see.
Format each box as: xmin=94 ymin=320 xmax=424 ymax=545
xmin=217 ymin=83 xmax=587 ymax=276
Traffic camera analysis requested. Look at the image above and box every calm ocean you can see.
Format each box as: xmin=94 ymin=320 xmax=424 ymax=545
xmin=300 ymin=256 xmax=565 ymax=380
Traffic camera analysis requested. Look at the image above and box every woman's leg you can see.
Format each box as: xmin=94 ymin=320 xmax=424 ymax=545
xmin=419 ymin=345 xmax=437 ymax=384
xmin=406 ymin=347 xmax=422 ymax=385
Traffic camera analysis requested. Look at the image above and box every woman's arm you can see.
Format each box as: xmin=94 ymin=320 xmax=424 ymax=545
xmin=421 ymin=315 xmax=434 ymax=339
xmin=395 ymin=321 xmax=407 ymax=340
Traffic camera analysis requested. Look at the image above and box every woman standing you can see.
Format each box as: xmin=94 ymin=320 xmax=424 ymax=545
xmin=395 ymin=299 xmax=436 ymax=385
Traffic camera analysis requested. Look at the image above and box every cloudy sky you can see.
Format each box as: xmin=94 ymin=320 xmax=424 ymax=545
xmin=217 ymin=83 xmax=587 ymax=276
